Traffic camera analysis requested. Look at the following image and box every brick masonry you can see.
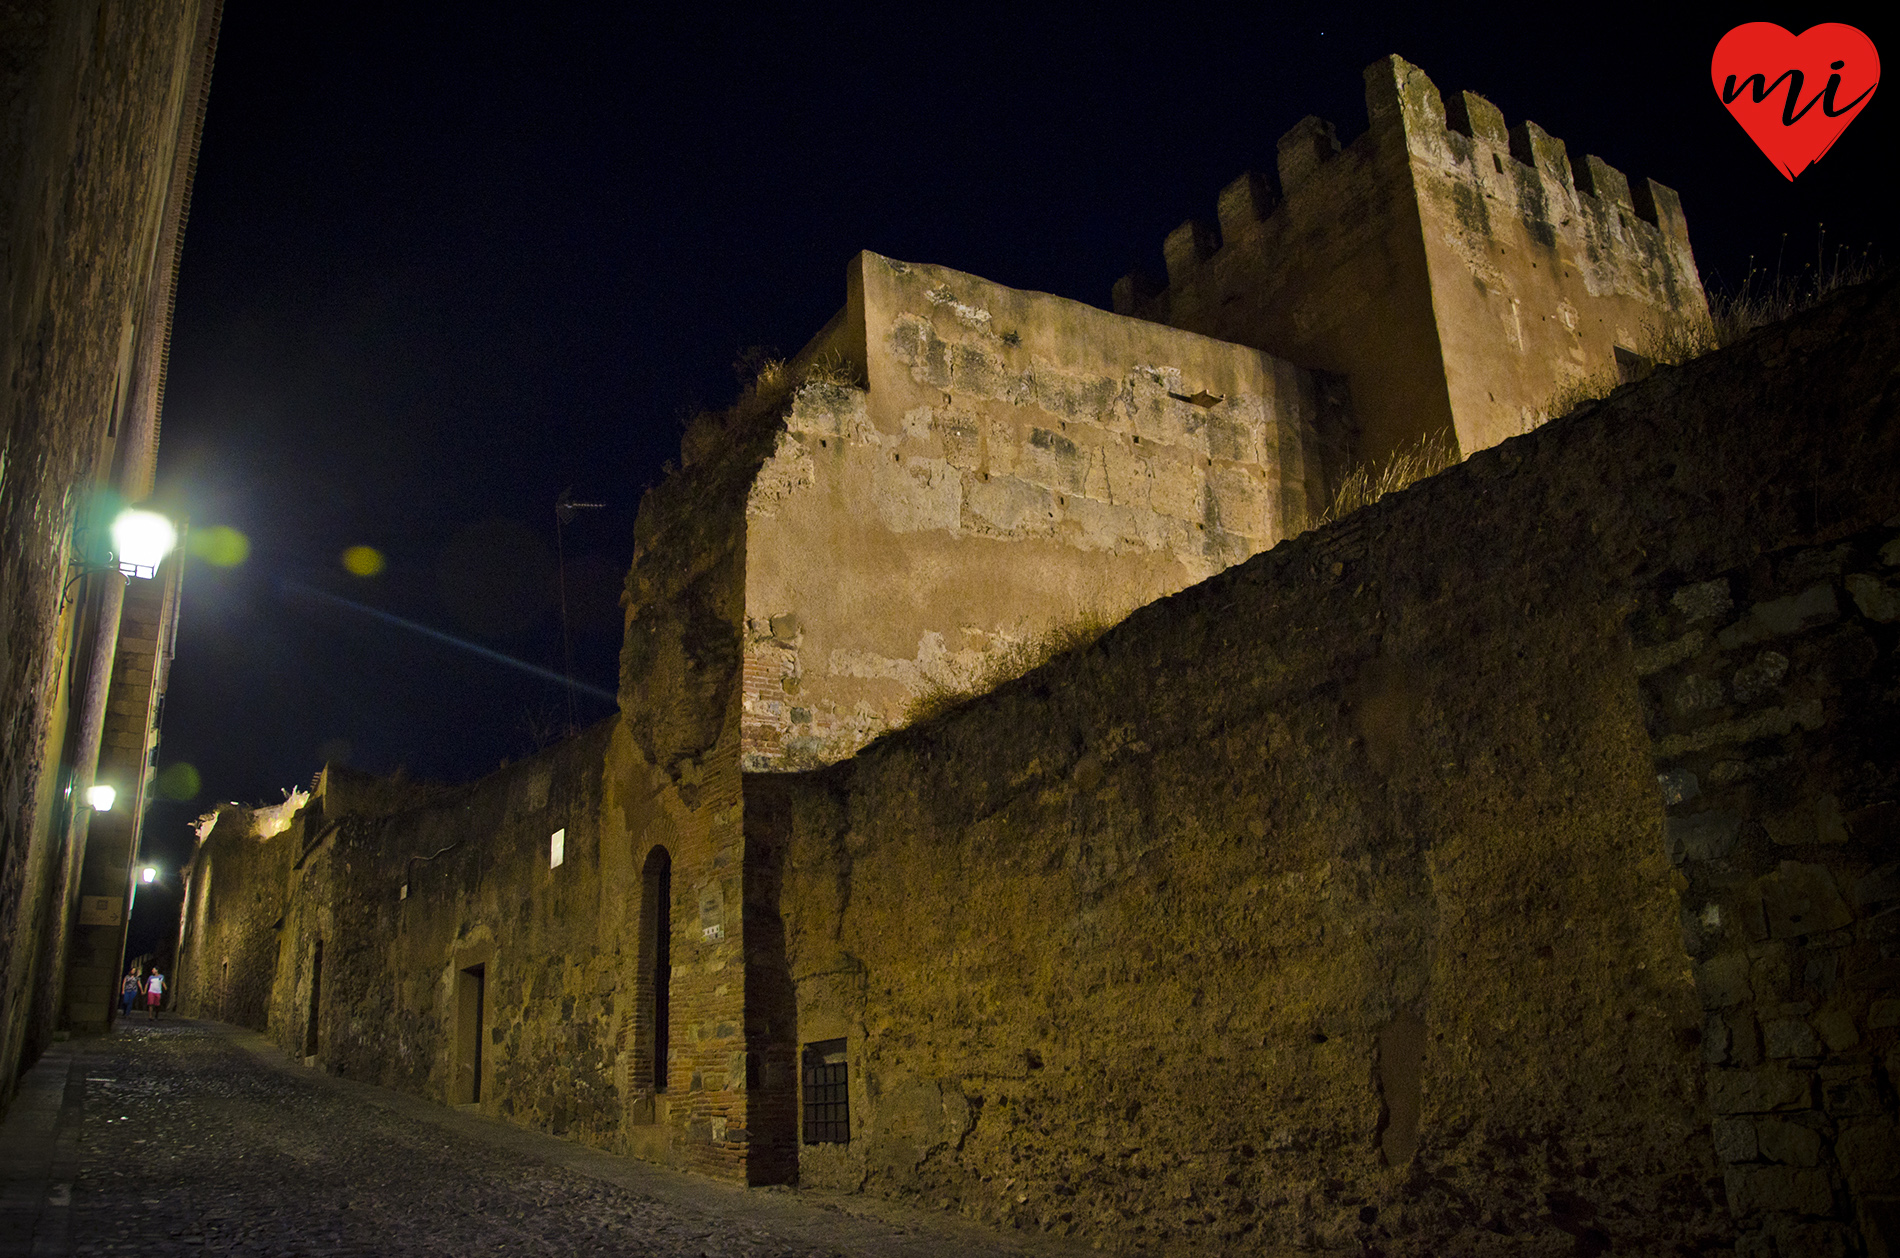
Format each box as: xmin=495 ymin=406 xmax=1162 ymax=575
xmin=1634 ymin=524 xmax=1900 ymax=1258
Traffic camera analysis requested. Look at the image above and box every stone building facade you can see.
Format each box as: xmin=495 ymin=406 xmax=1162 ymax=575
xmin=176 ymin=55 xmax=1897 ymax=1257
xmin=0 ymin=0 xmax=217 ymax=1112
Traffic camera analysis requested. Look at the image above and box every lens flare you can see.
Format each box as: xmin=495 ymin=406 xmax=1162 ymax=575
xmin=188 ymin=525 xmax=250 ymax=567
xmin=342 ymin=545 xmax=386 ymax=577
xmin=153 ymin=762 xmax=201 ymax=801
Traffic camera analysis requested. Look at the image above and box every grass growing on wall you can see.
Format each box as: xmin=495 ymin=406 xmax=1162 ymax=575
xmin=903 ymin=609 xmax=1117 ymax=727
xmin=1545 ymin=237 xmax=1886 ymax=426
xmin=1310 ymin=429 xmax=1461 ymax=529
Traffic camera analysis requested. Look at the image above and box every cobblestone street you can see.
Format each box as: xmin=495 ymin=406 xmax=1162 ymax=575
xmin=1 ymin=1021 xmax=1081 ymax=1258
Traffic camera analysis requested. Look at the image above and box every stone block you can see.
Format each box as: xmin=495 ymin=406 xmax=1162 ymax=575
xmin=1846 ymin=572 xmax=1900 ymax=622
xmin=1855 ymin=862 xmax=1900 ymax=911
xmin=1657 ymin=769 xmax=1700 ymax=806
xmin=1813 ymin=1009 xmax=1859 ymax=1051
xmin=1668 ymin=811 xmax=1740 ymax=864
xmin=1860 ymin=1196 xmax=1900 ymax=1258
xmin=1724 ymin=1165 xmax=1834 ymax=1216
xmin=1276 ymin=116 xmax=1340 ymax=195
xmin=1763 ymin=1019 xmax=1822 ymax=1059
xmin=1215 ymin=172 xmax=1274 ymax=241
xmin=1709 ymin=1069 xmax=1812 ymax=1114
xmin=1698 ymin=954 xmax=1752 ymax=1009
xmin=1576 ymin=154 xmax=1633 ymax=211
xmin=1759 ymin=863 xmax=1853 ymax=940
xmin=1713 ymin=1116 xmax=1758 ymax=1162
xmin=1822 ymin=1075 xmax=1882 ymax=1117
xmin=1444 ymin=90 xmax=1508 ymax=147
xmin=1732 ymin=650 xmax=1790 ymax=703
xmin=1869 ymin=1000 xmax=1900 ymax=1029
xmin=1765 ymin=795 xmax=1848 ymax=847
xmin=1756 ymin=1118 xmax=1824 ymax=1166
xmin=1767 ymin=1217 xmax=1856 ymax=1258
xmin=1717 ymin=585 xmax=1840 ymax=647
xmin=1671 ymin=579 xmax=1734 ymax=623
xmin=1836 ymin=1120 xmax=1900 ymax=1193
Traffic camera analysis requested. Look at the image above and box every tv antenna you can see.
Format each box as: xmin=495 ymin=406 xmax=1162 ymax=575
xmin=555 ymin=488 xmax=606 ymax=730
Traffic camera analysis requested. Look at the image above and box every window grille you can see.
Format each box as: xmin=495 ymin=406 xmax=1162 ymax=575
xmin=802 ymin=1039 xmax=849 ymax=1144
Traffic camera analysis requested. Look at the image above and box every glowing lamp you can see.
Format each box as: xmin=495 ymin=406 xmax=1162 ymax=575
xmin=86 ymin=784 xmax=117 ymax=811
xmin=141 ymin=867 xmax=157 ymax=884
xmin=110 ymin=508 xmax=177 ymax=579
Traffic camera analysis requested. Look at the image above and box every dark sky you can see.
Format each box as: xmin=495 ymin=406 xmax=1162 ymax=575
xmin=131 ymin=2 xmax=1895 ymax=946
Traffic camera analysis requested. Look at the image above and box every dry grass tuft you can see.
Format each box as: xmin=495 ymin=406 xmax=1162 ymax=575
xmin=1707 ymin=233 xmax=1881 ymax=347
xmin=904 ymin=609 xmax=1116 ymax=725
xmin=1311 ymin=429 xmax=1460 ymax=529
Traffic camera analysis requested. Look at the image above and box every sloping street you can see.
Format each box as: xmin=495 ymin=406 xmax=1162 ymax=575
xmin=0 ymin=1021 xmax=1081 ymax=1258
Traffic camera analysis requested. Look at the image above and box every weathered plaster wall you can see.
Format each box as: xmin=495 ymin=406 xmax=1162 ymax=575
xmin=1635 ymin=527 xmax=1900 ymax=1257
xmin=0 ymin=0 xmax=215 ymax=1113
xmin=608 ymin=387 xmax=796 ymax=1181
xmin=756 ymin=277 xmax=1899 ymax=1254
xmin=743 ymin=253 xmax=1322 ymax=769
xmin=1118 ymin=56 xmax=1706 ymax=471
xmin=175 ymin=802 xmax=294 ymax=1031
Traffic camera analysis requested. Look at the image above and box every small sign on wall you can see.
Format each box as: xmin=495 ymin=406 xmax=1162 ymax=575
xmin=549 ymin=828 xmax=565 ymax=869
xmin=78 ymin=896 xmax=122 ymax=926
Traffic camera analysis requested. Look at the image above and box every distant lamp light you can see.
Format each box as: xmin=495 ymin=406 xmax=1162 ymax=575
xmin=110 ymin=508 xmax=177 ymax=578
xmin=141 ymin=866 xmax=157 ymax=884
xmin=86 ymin=784 xmax=117 ymax=812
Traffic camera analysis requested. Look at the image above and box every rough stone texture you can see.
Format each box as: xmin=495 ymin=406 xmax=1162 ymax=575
xmin=63 ymin=554 xmax=182 ymax=1031
xmin=1 ymin=1020 xmax=1088 ymax=1258
xmin=755 ymin=275 xmax=1898 ymax=1253
xmin=0 ymin=0 xmax=215 ymax=1118
xmin=1635 ymin=520 xmax=1900 ymax=1257
xmin=1118 ymin=56 xmax=1708 ymax=469
xmin=742 ymin=253 xmax=1321 ymax=770
xmin=178 ymin=271 xmax=1898 ymax=1253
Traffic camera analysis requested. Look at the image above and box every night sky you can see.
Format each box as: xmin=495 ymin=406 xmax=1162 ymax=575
xmin=129 ymin=3 xmax=1896 ymax=949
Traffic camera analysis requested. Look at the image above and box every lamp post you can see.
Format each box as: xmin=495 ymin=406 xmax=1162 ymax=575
xmin=108 ymin=508 xmax=178 ymax=579
xmin=63 ymin=503 xmax=184 ymax=1033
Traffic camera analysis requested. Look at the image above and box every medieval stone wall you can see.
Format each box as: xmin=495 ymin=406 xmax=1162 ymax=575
xmin=1118 ymin=56 xmax=1707 ymax=471
xmin=754 ymin=276 xmax=1898 ymax=1254
xmin=1635 ymin=525 xmax=1900 ymax=1257
xmin=742 ymin=253 xmax=1321 ymax=770
xmin=174 ymin=803 xmax=294 ymax=1032
xmin=253 ymin=730 xmax=618 ymax=1131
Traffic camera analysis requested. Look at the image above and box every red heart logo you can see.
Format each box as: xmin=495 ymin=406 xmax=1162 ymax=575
xmin=1713 ymin=23 xmax=1880 ymax=180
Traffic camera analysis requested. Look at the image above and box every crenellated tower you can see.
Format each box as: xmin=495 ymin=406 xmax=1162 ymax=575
xmin=1115 ymin=55 xmax=1710 ymax=475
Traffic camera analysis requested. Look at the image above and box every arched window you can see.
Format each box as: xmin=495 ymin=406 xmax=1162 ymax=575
xmin=637 ymin=846 xmax=672 ymax=1095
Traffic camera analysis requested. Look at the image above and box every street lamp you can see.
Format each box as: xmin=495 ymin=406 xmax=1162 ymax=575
xmin=141 ymin=866 xmax=157 ymax=884
xmin=86 ymin=784 xmax=117 ymax=811
xmin=109 ymin=508 xmax=178 ymax=579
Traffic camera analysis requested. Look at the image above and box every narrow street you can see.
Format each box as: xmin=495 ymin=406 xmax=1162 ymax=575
xmin=0 ymin=1021 xmax=1080 ymax=1258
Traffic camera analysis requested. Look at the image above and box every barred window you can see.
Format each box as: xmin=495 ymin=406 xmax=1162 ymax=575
xmin=802 ymin=1039 xmax=849 ymax=1144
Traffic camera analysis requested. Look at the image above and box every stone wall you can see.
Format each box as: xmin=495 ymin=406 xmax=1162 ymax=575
xmin=248 ymin=732 xmax=620 ymax=1130
xmin=175 ymin=802 xmax=294 ymax=1032
xmin=1635 ymin=526 xmax=1900 ymax=1257
xmin=1117 ymin=55 xmax=1707 ymax=470
xmin=753 ymin=276 xmax=1898 ymax=1254
xmin=742 ymin=252 xmax=1321 ymax=770
xmin=0 ymin=0 xmax=216 ymax=1114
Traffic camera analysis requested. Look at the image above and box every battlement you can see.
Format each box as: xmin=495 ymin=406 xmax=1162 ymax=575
xmin=1117 ymin=56 xmax=1693 ymax=318
xmin=1111 ymin=54 xmax=1708 ymax=469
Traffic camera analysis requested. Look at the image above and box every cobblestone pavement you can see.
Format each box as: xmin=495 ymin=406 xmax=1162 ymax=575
xmin=1 ymin=1020 xmax=1087 ymax=1258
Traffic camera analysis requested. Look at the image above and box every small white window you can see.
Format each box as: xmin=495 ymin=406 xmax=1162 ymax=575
xmin=550 ymin=828 xmax=566 ymax=869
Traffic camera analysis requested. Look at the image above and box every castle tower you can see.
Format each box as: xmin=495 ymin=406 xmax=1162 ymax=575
xmin=1115 ymin=56 xmax=1709 ymax=475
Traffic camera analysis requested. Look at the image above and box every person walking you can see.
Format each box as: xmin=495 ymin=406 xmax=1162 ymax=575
xmin=120 ymin=968 xmax=141 ymax=1018
xmin=145 ymin=967 xmax=165 ymax=1019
